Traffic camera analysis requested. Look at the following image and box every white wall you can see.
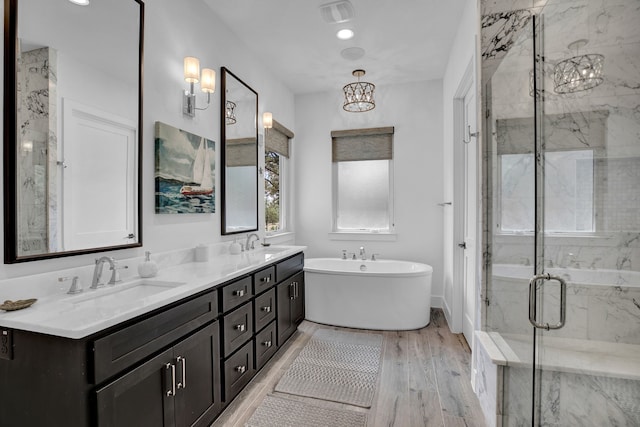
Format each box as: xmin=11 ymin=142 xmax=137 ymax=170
xmin=442 ymin=0 xmax=479 ymax=329
xmin=0 ymin=0 xmax=295 ymax=279
xmin=294 ymin=80 xmax=446 ymax=306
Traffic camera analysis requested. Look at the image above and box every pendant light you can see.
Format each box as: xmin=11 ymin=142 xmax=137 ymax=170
xmin=343 ymin=69 xmax=376 ymax=112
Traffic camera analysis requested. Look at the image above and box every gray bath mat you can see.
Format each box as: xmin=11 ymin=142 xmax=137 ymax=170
xmin=245 ymin=394 xmax=367 ymax=427
xmin=274 ymin=329 xmax=383 ymax=407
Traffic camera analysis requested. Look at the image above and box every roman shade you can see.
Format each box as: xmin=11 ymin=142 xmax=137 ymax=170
xmin=266 ymin=119 xmax=294 ymax=158
xmin=226 ymin=137 xmax=257 ymax=167
xmin=331 ymin=126 xmax=394 ymax=162
xmin=496 ymin=111 xmax=607 ymax=155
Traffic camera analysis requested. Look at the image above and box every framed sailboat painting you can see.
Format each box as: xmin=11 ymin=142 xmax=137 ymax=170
xmin=155 ymin=122 xmax=216 ymax=214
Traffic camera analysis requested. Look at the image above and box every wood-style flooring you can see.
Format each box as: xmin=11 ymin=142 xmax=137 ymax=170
xmin=211 ymin=309 xmax=486 ymax=427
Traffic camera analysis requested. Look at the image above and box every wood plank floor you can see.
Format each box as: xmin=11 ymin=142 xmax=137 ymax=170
xmin=211 ymin=309 xmax=486 ymax=427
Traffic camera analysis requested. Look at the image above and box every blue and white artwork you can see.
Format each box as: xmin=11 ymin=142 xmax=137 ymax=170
xmin=155 ymin=121 xmax=215 ymax=214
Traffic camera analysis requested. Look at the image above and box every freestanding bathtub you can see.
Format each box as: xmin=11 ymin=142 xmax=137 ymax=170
xmin=304 ymin=258 xmax=433 ymax=330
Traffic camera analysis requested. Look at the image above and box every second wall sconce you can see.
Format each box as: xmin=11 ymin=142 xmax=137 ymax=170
xmin=263 ymin=112 xmax=273 ymax=130
xmin=183 ymin=56 xmax=215 ymax=117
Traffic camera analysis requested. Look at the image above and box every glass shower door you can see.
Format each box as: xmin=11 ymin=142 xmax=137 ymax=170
xmin=533 ymin=0 xmax=640 ymax=425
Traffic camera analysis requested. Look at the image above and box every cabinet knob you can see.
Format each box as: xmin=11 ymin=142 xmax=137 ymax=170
xmin=261 ymin=306 xmax=271 ymax=313
xmin=262 ymin=340 xmax=272 ymax=348
xmin=232 ymin=289 xmax=245 ymax=297
xmin=235 ymin=365 xmax=246 ymax=374
xmin=234 ymin=324 xmax=246 ymax=332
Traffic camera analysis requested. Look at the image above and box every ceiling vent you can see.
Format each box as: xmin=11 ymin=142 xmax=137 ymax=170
xmin=319 ymin=0 xmax=355 ymax=24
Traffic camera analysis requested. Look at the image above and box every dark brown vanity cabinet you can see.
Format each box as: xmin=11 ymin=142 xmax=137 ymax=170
xmin=0 ymin=251 xmax=304 ymax=427
xmin=0 ymin=290 xmax=222 ymax=427
xmin=96 ymin=321 xmax=221 ymax=427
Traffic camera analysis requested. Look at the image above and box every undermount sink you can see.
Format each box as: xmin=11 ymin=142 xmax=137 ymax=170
xmin=259 ymin=246 xmax=288 ymax=254
xmin=68 ymin=279 xmax=185 ymax=307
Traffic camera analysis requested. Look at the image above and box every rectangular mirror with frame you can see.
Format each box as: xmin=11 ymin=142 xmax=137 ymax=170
xmin=3 ymin=0 xmax=144 ymax=263
xmin=220 ymin=67 xmax=258 ymax=235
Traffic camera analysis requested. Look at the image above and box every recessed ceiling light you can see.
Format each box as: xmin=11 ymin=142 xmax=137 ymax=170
xmin=68 ymin=0 xmax=90 ymax=5
xmin=336 ymin=29 xmax=355 ymax=40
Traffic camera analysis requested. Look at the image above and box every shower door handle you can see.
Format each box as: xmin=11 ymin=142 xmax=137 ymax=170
xmin=528 ymin=273 xmax=567 ymax=330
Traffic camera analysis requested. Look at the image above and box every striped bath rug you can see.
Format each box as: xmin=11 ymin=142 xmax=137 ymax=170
xmin=245 ymin=394 xmax=367 ymax=427
xmin=274 ymin=329 xmax=383 ymax=407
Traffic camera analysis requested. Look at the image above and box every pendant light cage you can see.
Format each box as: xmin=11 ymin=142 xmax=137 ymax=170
xmin=553 ymin=51 xmax=604 ymax=94
xmin=225 ymin=100 xmax=237 ymax=125
xmin=343 ymin=69 xmax=376 ymax=112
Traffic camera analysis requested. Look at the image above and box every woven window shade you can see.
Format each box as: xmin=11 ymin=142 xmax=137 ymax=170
xmin=496 ymin=111 xmax=607 ymax=155
xmin=226 ymin=137 xmax=257 ymax=167
xmin=265 ymin=119 xmax=294 ymax=158
xmin=331 ymin=126 xmax=394 ymax=162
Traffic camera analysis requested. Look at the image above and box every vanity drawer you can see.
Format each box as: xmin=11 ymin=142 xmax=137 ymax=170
xmin=253 ymin=266 xmax=275 ymax=294
xmin=254 ymin=320 xmax=277 ymax=371
xmin=92 ymin=291 xmax=218 ymax=384
xmin=222 ymin=302 xmax=253 ymax=357
xmin=223 ymin=340 xmax=255 ymax=402
xmin=220 ymin=276 xmax=252 ymax=313
xmin=276 ymin=253 xmax=304 ymax=282
xmin=253 ymin=288 xmax=276 ymax=332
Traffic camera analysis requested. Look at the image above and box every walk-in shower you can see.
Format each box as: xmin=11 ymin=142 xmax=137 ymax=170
xmin=477 ymin=0 xmax=640 ymax=425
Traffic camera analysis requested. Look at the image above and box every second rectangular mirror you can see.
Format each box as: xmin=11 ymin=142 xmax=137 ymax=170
xmin=220 ymin=67 xmax=258 ymax=235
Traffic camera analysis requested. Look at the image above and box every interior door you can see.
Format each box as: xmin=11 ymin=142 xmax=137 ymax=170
xmin=62 ymin=98 xmax=137 ymax=251
xmin=462 ymin=86 xmax=477 ymax=347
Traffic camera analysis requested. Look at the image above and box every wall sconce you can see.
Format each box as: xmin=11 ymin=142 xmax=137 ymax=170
xmin=183 ymin=56 xmax=215 ymax=117
xmin=263 ymin=112 xmax=273 ymax=129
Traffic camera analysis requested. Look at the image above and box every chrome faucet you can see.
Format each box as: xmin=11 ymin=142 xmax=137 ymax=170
xmin=245 ymin=233 xmax=260 ymax=251
xmin=91 ymin=256 xmax=116 ymax=289
xmin=359 ymin=246 xmax=366 ymax=260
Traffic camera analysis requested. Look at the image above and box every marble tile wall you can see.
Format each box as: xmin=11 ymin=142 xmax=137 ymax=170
xmin=17 ymin=47 xmax=58 ymax=256
xmin=503 ymin=366 xmax=640 ymax=426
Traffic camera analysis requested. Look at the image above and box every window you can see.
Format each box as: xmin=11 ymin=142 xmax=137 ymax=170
xmin=264 ymin=120 xmax=293 ymax=233
xmin=332 ymin=127 xmax=394 ymax=233
xmin=499 ymin=150 xmax=594 ymax=233
xmin=265 ymin=150 xmax=285 ymax=232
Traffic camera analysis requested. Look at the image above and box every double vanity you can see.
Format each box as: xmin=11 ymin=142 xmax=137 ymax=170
xmin=0 ymin=246 xmax=305 ymax=427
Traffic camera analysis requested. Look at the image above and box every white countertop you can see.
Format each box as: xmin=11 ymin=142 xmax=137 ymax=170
xmin=0 ymin=245 xmax=305 ymax=339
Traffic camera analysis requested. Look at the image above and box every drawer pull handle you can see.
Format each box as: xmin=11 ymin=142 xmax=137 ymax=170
xmin=235 ymin=365 xmax=246 ymax=374
xmin=165 ymin=363 xmax=176 ymax=397
xmin=233 ymin=289 xmax=245 ymax=297
xmin=261 ymin=306 xmax=271 ymax=313
xmin=262 ymin=340 xmax=272 ymax=348
xmin=235 ymin=324 xmax=246 ymax=332
xmin=261 ymin=276 xmax=271 ymax=283
xmin=177 ymin=356 xmax=186 ymax=389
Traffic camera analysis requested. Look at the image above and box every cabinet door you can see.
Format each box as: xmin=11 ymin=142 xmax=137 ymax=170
xmin=174 ymin=322 xmax=221 ymax=427
xmin=96 ymin=348 xmax=175 ymax=427
xmin=290 ymin=272 xmax=305 ymax=326
xmin=276 ymin=277 xmax=294 ymax=345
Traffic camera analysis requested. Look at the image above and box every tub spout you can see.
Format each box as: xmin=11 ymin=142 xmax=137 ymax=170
xmin=359 ymin=246 xmax=366 ymax=260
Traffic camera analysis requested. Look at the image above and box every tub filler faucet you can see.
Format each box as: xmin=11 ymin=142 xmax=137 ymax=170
xmin=359 ymin=246 xmax=366 ymax=260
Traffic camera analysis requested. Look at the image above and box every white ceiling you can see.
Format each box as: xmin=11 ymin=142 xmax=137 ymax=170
xmin=205 ymin=0 xmax=467 ymax=94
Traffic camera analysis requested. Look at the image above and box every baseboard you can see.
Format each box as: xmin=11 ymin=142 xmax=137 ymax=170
xmin=431 ymin=294 xmax=444 ymax=309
